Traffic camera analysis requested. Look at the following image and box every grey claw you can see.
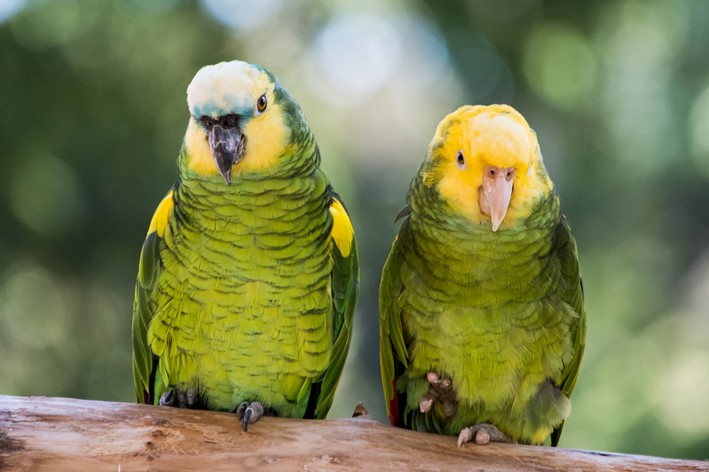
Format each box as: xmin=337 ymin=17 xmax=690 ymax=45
xmin=236 ymin=402 xmax=265 ymax=432
xmin=159 ymin=391 xmax=174 ymax=407
xmin=236 ymin=401 xmax=249 ymax=418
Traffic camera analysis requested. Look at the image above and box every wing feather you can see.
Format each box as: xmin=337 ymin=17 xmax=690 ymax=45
xmin=309 ymin=194 xmax=359 ymax=419
xmin=379 ymin=219 xmax=411 ymax=425
xmin=132 ymin=191 xmax=174 ymax=404
xmin=551 ymin=214 xmax=586 ymax=446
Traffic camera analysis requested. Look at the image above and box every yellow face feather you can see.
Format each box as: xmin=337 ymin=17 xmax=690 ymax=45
xmin=239 ymin=98 xmax=290 ymax=174
xmin=183 ymin=100 xmax=289 ymax=177
xmin=425 ymin=104 xmax=553 ymax=229
xmin=183 ymin=61 xmax=290 ymax=178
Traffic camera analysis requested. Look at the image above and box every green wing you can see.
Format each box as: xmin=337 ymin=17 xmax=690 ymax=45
xmin=308 ymin=195 xmax=359 ymax=419
xmin=132 ymin=232 xmax=161 ymax=404
xmin=379 ymin=218 xmax=411 ymax=426
xmin=132 ymin=190 xmax=174 ymax=405
xmin=550 ymin=214 xmax=586 ymax=446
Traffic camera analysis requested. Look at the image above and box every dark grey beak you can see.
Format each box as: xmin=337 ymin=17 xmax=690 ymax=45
xmin=207 ymin=125 xmax=245 ymax=185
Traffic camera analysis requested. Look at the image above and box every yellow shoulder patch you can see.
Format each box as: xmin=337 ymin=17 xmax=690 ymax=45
xmin=147 ymin=191 xmax=174 ymax=238
xmin=329 ymin=199 xmax=354 ymax=258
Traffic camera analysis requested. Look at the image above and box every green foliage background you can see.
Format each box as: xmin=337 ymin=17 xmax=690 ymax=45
xmin=1 ymin=0 xmax=708 ymax=459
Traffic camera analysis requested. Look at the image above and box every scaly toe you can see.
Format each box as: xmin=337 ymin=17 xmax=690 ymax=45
xmin=475 ymin=429 xmax=491 ymax=445
xmin=457 ymin=423 xmax=510 ymax=447
xmin=421 ymin=371 xmax=457 ymax=419
xmin=185 ymin=388 xmax=200 ymax=408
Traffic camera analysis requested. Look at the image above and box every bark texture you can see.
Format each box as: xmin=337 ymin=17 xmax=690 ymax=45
xmin=0 ymin=395 xmax=706 ymax=472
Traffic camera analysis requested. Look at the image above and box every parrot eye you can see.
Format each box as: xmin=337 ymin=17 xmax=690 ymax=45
xmin=256 ymin=94 xmax=268 ymax=114
xmin=456 ymin=151 xmax=466 ymax=169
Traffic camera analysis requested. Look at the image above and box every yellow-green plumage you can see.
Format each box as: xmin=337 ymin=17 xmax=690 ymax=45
xmin=132 ymin=61 xmax=358 ymax=420
xmin=380 ymin=105 xmax=585 ymax=445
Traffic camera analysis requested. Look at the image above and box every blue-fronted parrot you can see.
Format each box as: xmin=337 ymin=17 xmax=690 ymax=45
xmin=132 ymin=60 xmax=358 ymax=430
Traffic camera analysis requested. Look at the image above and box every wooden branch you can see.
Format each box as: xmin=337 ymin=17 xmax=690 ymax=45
xmin=0 ymin=395 xmax=706 ymax=471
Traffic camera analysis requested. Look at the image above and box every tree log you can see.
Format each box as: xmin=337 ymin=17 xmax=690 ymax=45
xmin=0 ymin=395 xmax=706 ymax=471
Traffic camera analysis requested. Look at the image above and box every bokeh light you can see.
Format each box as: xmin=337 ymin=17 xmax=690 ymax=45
xmin=594 ymin=0 xmax=689 ymax=176
xmin=200 ymin=0 xmax=284 ymax=30
xmin=522 ymin=22 xmax=597 ymax=110
xmin=310 ymin=12 xmax=402 ymax=107
xmin=8 ymin=152 xmax=85 ymax=236
xmin=0 ymin=0 xmax=25 ymax=25
xmin=689 ymin=83 xmax=709 ymax=179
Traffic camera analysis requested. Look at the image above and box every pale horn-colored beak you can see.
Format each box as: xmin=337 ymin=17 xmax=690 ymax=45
xmin=479 ymin=166 xmax=515 ymax=232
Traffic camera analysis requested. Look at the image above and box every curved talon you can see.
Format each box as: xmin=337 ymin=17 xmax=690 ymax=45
xmin=159 ymin=390 xmax=175 ymax=407
xmin=236 ymin=401 xmax=249 ymax=418
xmin=457 ymin=428 xmax=473 ymax=447
xmin=243 ymin=408 xmax=252 ymax=432
xmin=419 ymin=396 xmax=434 ymax=413
xmin=237 ymin=401 xmax=265 ymax=432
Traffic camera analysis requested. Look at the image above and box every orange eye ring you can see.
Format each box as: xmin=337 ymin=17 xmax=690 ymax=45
xmin=256 ymin=94 xmax=268 ymax=113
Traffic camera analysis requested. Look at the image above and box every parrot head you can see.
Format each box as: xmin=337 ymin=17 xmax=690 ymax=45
xmin=421 ymin=104 xmax=552 ymax=232
xmin=184 ymin=60 xmax=298 ymax=184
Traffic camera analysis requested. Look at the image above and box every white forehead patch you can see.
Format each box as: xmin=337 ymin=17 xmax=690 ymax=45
xmin=186 ymin=60 xmax=269 ymax=118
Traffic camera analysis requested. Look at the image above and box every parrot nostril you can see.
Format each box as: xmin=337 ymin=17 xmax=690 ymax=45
xmin=201 ymin=114 xmax=239 ymax=132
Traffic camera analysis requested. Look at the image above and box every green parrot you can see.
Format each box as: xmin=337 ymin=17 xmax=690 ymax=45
xmin=379 ymin=104 xmax=585 ymax=446
xmin=132 ymin=60 xmax=358 ymax=430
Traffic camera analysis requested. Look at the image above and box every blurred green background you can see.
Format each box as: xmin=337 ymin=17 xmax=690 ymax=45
xmin=1 ymin=0 xmax=708 ymax=460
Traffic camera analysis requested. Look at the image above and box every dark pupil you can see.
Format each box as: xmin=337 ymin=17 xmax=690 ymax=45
xmin=259 ymin=96 xmax=266 ymax=108
xmin=457 ymin=153 xmax=464 ymax=164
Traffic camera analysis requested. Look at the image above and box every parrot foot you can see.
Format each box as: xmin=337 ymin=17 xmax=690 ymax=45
xmin=236 ymin=401 xmax=265 ymax=432
xmin=457 ymin=423 xmax=511 ymax=447
xmin=158 ymin=388 xmax=201 ymax=408
xmin=158 ymin=391 xmax=174 ymax=407
xmin=419 ymin=372 xmax=457 ymax=418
